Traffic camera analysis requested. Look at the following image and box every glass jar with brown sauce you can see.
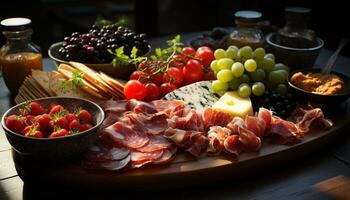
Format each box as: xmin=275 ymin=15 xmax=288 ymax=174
xmin=276 ymin=7 xmax=317 ymax=48
xmin=0 ymin=18 xmax=42 ymax=94
xmin=228 ymin=10 xmax=265 ymax=49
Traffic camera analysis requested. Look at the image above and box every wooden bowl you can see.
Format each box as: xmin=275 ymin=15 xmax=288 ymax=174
xmin=48 ymin=42 xmax=151 ymax=80
xmin=1 ymin=97 xmax=105 ymax=162
xmin=266 ymin=33 xmax=324 ymax=69
xmin=288 ymin=68 xmax=350 ymax=104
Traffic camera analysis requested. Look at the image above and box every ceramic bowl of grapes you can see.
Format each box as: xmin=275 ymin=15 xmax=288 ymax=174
xmin=49 ymin=24 xmax=151 ymax=79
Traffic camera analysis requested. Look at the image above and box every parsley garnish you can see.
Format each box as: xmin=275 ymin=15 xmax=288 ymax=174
xmin=108 ymin=46 xmax=146 ymax=67
xmin=58 ymin=69 xmax=84 ymax=92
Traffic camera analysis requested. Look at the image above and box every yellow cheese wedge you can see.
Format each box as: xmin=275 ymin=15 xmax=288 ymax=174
xmin=212 ymin=91 xmax=253 ymax=119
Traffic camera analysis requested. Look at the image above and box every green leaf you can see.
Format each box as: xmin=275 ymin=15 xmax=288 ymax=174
xmin=116 ymin=46 xmax=124 ymax=56
xmin=155 ymin=48 xmax=162 ymax=57
xmin=150 ymin=55 xmax=157 ymax=60
xmin=131 ymin=46 xmax=138 ymax=59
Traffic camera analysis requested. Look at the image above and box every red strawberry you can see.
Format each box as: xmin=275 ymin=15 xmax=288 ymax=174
xmin=49 ymin=105 xmax=65 ymax=116
xmin=24 ymin=127 xmax=43 ymax=138
xmin=35 ymin=114 xmax=51 ymax=132
xmin=20 ymin=102 xmax=46 ymax=116
xmin=50 ymin=128 xmax=69 ymax=138
xmin=66 ymin=113 xmax=77 ymax=122
xmin=24 ymin=115 xmax=35 ymax=126
xmin=5 ymin=115 xmax=25 ymax=133
xmin=69 ymin=119 xmax=81 ymax=131
xmin=79 ymin=123 xmax=93 ymax=132
xmin=76 ymin=109 xmax=92 ymax=124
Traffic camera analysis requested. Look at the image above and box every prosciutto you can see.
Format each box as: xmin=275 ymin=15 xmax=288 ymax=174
xmin=83 ymin=98 xmax=332 ymax=172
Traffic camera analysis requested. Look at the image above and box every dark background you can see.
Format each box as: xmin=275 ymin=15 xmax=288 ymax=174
xmin=0 ymin=0 xmax=349 ymax=56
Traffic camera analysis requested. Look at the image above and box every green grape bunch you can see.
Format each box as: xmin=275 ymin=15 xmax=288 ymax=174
xmin=210 ymin=45 xmax=290 ymax=98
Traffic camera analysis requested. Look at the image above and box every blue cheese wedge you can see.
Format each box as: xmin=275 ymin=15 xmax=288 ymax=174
xmin=163 ymin=81 xmax=220 ymax=112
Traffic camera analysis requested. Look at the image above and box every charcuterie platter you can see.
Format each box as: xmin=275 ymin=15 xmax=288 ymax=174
xmin=11 ymin=105 xmax=350 ymax=190
xmin=2 ymin=20 xmax=350 ymax=191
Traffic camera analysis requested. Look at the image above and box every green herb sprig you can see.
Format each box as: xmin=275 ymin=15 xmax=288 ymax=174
xmin=150 ymin=35 xmax=183 ymax=61
xmin=108 ymin=46 xmax=146 ymax=67
xmin=58 ymin=69 xmax=84 ymax=92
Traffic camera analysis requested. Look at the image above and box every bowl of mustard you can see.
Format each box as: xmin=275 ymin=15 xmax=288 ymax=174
xmin=288 ymin=68 xmax=350 ymax=104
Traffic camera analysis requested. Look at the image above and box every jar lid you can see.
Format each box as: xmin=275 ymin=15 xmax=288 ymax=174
xmin=285 ymin=7 xmax=311 ymax=14
xmin=235 ymin=10 xmax=262 ymax=22
xmin=1 ymin=18 xmax=31 ymax=31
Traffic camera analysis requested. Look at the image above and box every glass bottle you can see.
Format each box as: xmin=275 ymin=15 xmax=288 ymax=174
xmin=228 ymin=10 xmax=265 ymax=49
xmin=276 ymin=7 xmax=317 ymax=48
xmin=0 ymin=18 xmax=43 ymax=94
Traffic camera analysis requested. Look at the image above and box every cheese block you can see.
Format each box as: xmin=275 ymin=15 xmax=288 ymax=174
xmin=163 ymin=81 xmax=219 ymax=112
xmin=212 ymin=91 xmax=253 ymax=119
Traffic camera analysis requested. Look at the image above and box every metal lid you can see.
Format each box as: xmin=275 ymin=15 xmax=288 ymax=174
xmin=235 ymin=10 xmax=262 ymax=22
xmin=1 ymin=18 xmax=31 ymax=31
xmin=285 ymin=7 xmax=311 ymax=14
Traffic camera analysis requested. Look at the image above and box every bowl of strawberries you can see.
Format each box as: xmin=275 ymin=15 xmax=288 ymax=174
xmin=1 ymin=97 xmax=104 ymax=162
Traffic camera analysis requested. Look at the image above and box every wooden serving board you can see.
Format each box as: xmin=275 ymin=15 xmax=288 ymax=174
xmin=12 ymin=104 xmax=350 ymax=190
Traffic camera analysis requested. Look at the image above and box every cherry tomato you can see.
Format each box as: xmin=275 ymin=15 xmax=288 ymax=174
xmin=197 ymin=46 xmax=211 ymax=52
xmin=144 ymin=83 xmax=161 ymax=101
xmin=182 ymin=47 xmax=196 ymax=55
xmin=130 ymin=70 xmax=149 ymax=82
xmin=183 ymin=59 xmax=203 ymax=83
xmin=5 ymin=115 xmax=25 ymax=133
xmin=124 ymin=80 xmax=146 ymax=100
xmin=163 ymin=67 xmax=184 ymax=87
xmin=150 ymin=72 xmax=163 ymax=86
xmin=49 ymin=105 xmax=65 ymax=116
xmin=171 ymin=54 xmax=185 ymax=71
xmin=77 ymin=109 xmax=92 ymax=124
xmin=196 ymin=47 xmax=214 ymax=66
xmin=160 ymin=82 xmax=177 ymax=97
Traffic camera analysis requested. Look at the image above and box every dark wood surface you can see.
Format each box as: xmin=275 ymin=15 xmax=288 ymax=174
xmin=1 ymin=33 xmax=350 ymax=199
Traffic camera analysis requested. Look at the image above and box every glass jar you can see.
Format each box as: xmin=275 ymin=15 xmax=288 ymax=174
xmin=228 ymin=10 xmax=265 ymax=49
xmin=276 ymin=7 xmax=317 ymax=48
xmin=0 ymin=18 xmax=43 ymax=94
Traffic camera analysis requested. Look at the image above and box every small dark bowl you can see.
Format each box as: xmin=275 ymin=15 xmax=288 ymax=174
xmin=1 ymin=97 xmax=105 ymax=162
xmin=48 ymin=42 xmax=151 ymax=80
xmin=288 ymin=68 xmax=350 ymax=104
xmin=266 ymin=33 xmax=324 ymax=69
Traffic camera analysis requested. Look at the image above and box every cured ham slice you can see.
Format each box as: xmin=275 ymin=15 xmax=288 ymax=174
xmin=269 ymin=122 xmax=301 ymax=144
xmin=292 ymin=107 xmax=333 ymax=132
xmin=164 ymin=127 xmax=207 ymax=157
xmin=152 ymin=99 xmax=185 ymax=117
xmin=223 ymin=135 xmax=241 ymax=156
xmin=203 ymin=107 xmax=234 ymax=129
xmin=99 ymin=99 xmax=128 ymax=112
xmin=168 ymin=109 xmax=204 ymax=131
xmin=227 ymin=117 xmax=261 ymax=152
xmin=103 ymin=122 xmax=149 ymax=149
xmin=136 ymin=135 xmax=173 ymax=153
xmin=245 ymin=116 xmax=266 ymax=138
xmin=126 ymin=112 xmax=169 ymax=135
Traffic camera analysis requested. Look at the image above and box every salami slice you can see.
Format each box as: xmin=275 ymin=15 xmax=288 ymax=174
xmin=82 ymin=154 xmax=131 ymax=171
xmin=137 ymin=135 xmax=173 ymax=153
xmin=152 ymin=147 xmax=177 ymax=164
xmin=126 ymin=112 xmax=169 ymax=135
xmin=130 ymin=150 xmax=164 ymax=168
xmin=83 ymin=144 xmax=129 ymax=162
xmin=103 ymin=122 xmax=149 ymax=149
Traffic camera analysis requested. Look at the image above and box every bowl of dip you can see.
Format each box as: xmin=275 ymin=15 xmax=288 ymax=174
xmin=288 ymin=68 xmax=350 ymax=104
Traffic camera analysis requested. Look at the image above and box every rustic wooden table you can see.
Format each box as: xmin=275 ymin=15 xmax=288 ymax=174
xmin=1 ymin=33 xmax=350 ymax=200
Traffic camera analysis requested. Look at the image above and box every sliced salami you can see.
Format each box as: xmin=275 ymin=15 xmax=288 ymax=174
xmin=103 ymin=122 xmax=149 ymax=149
xmin=82 ymin=154 xmax=131 ymax=171
xmin=126 ymin=112 xmax=169 ymax=135
xmin=137 ymin=135 xmax=173 ymax=153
